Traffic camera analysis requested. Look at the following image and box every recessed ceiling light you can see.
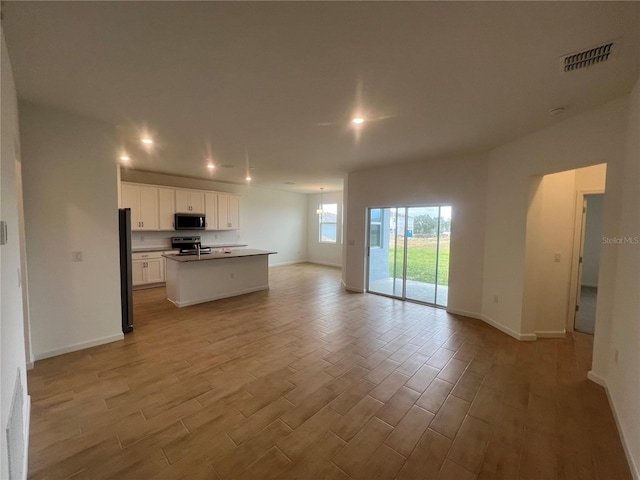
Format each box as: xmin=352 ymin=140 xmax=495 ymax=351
xmin=245 ymin=176 xmax=252 ymax=181
xmin=141 ymin=138 xmax=153 ymax=145
xmin=207 ymin=164 xmax=215 ymax=170
xmin=120 ymin=155 xmax=130 ymax=161
xmin=352 ymin=117 xmax=365 ymax=125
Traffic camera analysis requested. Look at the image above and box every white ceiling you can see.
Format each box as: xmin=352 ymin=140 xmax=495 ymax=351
xmin=3 ymin=1 xmax=639 ymax=193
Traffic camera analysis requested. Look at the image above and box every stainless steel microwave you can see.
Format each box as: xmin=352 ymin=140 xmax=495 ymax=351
xmin=174 ymin=213 xmax=206 ymax=230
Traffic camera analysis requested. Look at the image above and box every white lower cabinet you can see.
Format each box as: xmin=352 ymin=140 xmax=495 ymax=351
xmin=132 ymin=252 xmax=165 ymax=287
xmin=145 ymin=257 xmax=164 ymax=283
xmin=132 ymin=259 xmax=146 ymax=285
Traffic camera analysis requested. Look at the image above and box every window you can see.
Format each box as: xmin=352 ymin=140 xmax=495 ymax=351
xmin=319 ymin=203 xmax=338 ymax=243
xmin=369 ymin=208 xmax=382 ymax=248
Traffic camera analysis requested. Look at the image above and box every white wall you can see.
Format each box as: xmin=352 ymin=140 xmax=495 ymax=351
xmin=482 ymin=98 xmax=628 ymax=340
xmin=582 ymin=194 xmax=604 ymax=287
xmin=595 ymin=77 xmax=639 ymax=479
xmin=522 ymin=170 xmax=577 ymax=336
xmin=344 ymin=153 xmax=488 ymax=317
xmin=307 ymin=190 xmax=343 ymax=267
xmin=20 ymin=103 xmax=123 ymax=360
xmin=1 ymin=27 xmax=29 ymax=480
xmin=480 ymin=92 xmax=638 ymax=475
xmin=121 ymin=170 xmax=308 ymax=266
xmin=521 ymin=164 xmax=607 ymax=339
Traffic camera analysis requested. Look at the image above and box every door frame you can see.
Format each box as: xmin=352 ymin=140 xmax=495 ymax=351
xmin=567 ymin=189 xmax=604 ymax=332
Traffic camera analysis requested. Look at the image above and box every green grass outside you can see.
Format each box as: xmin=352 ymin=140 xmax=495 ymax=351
xmin=389 ymin=237 xmax=450 ymax=286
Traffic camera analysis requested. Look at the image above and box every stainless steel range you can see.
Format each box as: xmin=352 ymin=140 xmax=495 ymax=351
xmin=171 ymin=236 xmax=211 ymax=255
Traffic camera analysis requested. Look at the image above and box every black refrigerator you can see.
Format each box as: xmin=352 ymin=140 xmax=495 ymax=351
xmin=119 ymin=208 xmax=134 ymax=333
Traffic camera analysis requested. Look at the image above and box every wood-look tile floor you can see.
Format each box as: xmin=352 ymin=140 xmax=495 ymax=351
xmin=27 ymin=264 xmax=632 ymax=479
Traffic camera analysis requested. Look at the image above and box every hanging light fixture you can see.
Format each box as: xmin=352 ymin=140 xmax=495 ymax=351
xmin=316 ymin=188 xmax=325 ymax=216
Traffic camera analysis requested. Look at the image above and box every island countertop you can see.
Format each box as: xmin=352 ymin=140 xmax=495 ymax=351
xmin=163 ymin=248 xmax=276 ymax=263
xmin=133 ymin=243 xmax=247 ymax=253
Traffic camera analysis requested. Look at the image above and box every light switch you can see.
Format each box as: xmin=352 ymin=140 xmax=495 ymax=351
xmin=554 ymin=253 xmax=561 ymax=262
xmin=72 ymin=251 xmax=83 ymax=262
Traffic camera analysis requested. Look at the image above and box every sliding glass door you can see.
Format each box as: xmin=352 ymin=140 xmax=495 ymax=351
xmin=367 ymin=208 xmax=404 ymax=297
xmin=367 ymin=205 xmax=451 ymax=307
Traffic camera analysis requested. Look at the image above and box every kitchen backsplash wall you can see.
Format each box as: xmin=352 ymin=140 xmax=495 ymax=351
xmin=131 ymin=230 xmax=241 ymax=250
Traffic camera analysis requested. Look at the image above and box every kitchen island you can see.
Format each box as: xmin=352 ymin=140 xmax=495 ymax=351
xmin=163 ymin=249 xmax=276 ymax=307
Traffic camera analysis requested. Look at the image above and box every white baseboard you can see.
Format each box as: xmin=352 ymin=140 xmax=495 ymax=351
xmin=22 ymin=395 xmax=31 ymax=480
xmin=26 ymin=362 xmax=34 ymax=371
xmin=344 ymin=283 xmax=365 ymax=293
xmin=307 ymin=260 xmax=342 ymax=268
xmin=587 ymin=370 xmax=607 ymax=387
xmin=34 ymin=333 xmax=124 ymax=361
xmin=446 ymin=309 xmax=542 ymax=342
xmin=269 ymin=260 xmax=306 ymax=267
xmin=479 ymin=314 xmax=537 ymax=341
xmin=535 ymin=330 xmax=566 ymax=338
xmin=445 ymin=308 xmax=482 ymax=320
xmin=587 ymin=371 xmax=639 ymax=480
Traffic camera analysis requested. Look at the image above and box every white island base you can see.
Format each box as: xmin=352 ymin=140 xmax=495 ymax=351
xmin=164 ymin=250 xmax=275 ymax=307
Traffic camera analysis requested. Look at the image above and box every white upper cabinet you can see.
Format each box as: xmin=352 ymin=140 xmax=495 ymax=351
xmin=217 ymin=194 xmax=240 ymax=230
xmin=204 ymin=193 xmax=218 ymax=230
xmin=121 ymin=183 xmax=159 ymax=231
xmin=120 ymin=182 xmax=239 ymax=231
xmin=158 ymin=187 xmax=176 ymax=231
xmin=227 ymin=195 xmax=240 ymax=229
xmin=120 ymin=183 xmax=137 ymax=212
xmin=175 ymin=189 xmax=205 ymax=214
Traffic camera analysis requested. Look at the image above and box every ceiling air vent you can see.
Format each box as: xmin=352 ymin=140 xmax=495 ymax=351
xmin=561 ymin=41 xmax=617 ymax=72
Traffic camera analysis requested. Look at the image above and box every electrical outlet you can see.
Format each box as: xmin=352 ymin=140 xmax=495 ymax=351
xmin=493 ymin=295 xmax=499 ymax=304
xmin=554 ymin=253 xmax=561 ymax=262
xmin=72 ymin=251 xmax=83 ymax=262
